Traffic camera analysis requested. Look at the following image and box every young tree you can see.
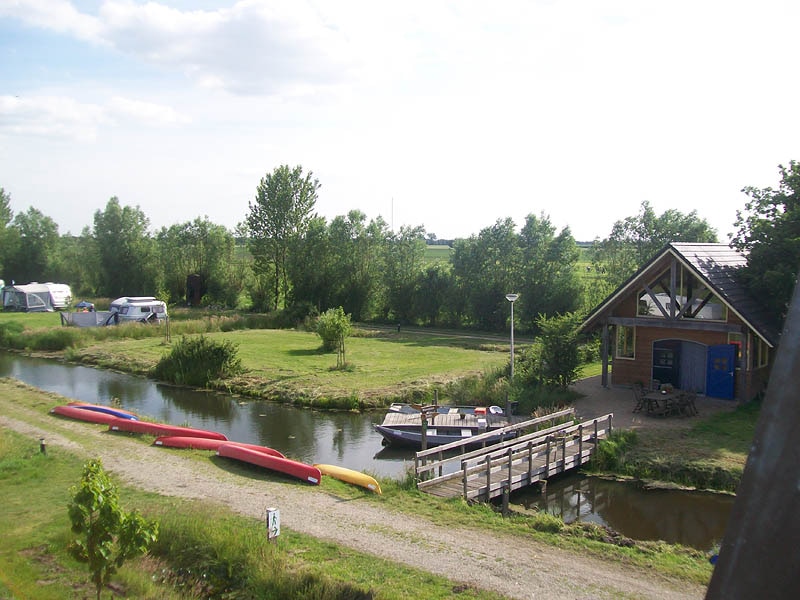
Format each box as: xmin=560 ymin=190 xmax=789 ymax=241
xmin=316 ymin=306 xmax=352 ymax=368
xmin=731 ymin=160 xmax=800 ymax=326
xmin=68 ymin=458 xmax=158 ymax=600
xmin=535 ymin=312 xmax=582 ymax=390
xmin=247 ymin=165 xmax=320 ymax=310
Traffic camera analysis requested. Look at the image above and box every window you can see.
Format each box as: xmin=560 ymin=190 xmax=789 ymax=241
xmin=755 ymin=338 xmax=769 ymax=369
xmin=728 ymin=333 xmax=743 ymax=363
xmin=615 ymin=326 xmax=635 ymax=359
xmin=636 ymin=265 xmax=727 ymax=321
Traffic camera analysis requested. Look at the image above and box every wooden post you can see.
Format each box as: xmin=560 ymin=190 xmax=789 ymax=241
xmin=545 ymin=436 xmax=551 ymax=478
xmin=594 ymin=418 xmax=599 ymax=446
xmin=507 ymin=446 xmax=513 ymax=489
xmin=561 ymin=435 xmax=566 ymax=471
xmin=414 ymin=454 xmax=419 ymax=484
xmin=501 ymin=481 xmax=509 ymax=517
xmin=438 ymin=450 xmax=443 ymax=478
xmin=578 ymin=424 xmax=584 ymax=465
xmin=462 ymin=459 xmax=468 ymax=500
xmin=527 ymin=441 xmax=533 ymax=482
xmin=485 ymin=454 xmax=492 ymax=501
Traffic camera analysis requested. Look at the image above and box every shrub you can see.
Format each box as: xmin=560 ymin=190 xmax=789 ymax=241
xmin=151 ymin=335 xmax=244 ymax=387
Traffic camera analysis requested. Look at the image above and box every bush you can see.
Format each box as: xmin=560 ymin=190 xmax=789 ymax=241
xmin=151 ymin=335 xmax=244 ymax=387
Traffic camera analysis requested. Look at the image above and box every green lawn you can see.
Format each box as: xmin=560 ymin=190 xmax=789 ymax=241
xmin=72 ymin=327 xmax=508 ymax=405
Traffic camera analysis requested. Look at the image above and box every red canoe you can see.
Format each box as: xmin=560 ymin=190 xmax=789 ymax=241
xmin=216 ymin=443 xmax=320 ymax=485
xmin=68 ymin=401 xmax=139 ymax=420
xmin=108 ymin=417 xmax=227 ymax=440
xmin=51 ymin=404 xmax=119 ymax=425
xmin=153 ymin=436 xmax=285 ymax=458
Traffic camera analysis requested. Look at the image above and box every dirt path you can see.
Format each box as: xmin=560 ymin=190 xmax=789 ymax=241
xmin=1 ymin=384 xmax=707 ymax=600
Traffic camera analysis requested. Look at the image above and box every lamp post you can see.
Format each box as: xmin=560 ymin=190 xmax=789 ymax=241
xmin=505 ymin=293 xmax=519 ymax=380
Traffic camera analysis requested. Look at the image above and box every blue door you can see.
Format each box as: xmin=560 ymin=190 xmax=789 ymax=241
xmin=706 ymin=344 xmax=736 ymax=399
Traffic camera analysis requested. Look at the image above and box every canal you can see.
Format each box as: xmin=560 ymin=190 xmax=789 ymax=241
xmin=1 ymin=351 xmax=734 ymax=550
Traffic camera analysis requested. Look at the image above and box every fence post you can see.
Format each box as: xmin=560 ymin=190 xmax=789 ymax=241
xmin=507 ymin=446 xmax=513 ymax=488
xmin=527 ymin=441 xmax=533 ymax=481
xmin=462 ymin=459 xmax=468 ymax=500
xmin=561 ymin=435 xmax=566 ymax=470
xmin=502 ymin=481 xmax=509 ymax=517
xmin=578 ymin=424 xmax=584 ymax=465
xmin=485 ymin=454 xmax=492 ymax=501
xmin=438 ymin=450 xmax=443 ymax=478
xmin=545 ymin=436 xmax=551 ymax=478
xmin=414 ymin=454 xmax=420 ymax=484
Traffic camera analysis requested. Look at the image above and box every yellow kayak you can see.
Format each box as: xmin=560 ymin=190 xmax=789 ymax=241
xmin=313 ymin=463 xmax=382 ymax=494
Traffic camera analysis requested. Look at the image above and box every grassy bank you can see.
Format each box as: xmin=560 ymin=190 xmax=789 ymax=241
xmin=1 ymin=311 xmax=512 ymax=409
xmin=587 ymin=400 xmax=757 ymax=493
xmin=1 ymin=378 xmax=716 ymax=596
xmin=0 ymin=425 xmax=504 ymax=599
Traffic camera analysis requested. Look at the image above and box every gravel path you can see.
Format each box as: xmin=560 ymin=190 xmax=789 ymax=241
xmin=1 ymin=381 xmax=708 ymax=600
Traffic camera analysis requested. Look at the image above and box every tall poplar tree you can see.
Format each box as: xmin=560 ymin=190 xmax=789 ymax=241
xmin=247 ymin=165 xmax=319 ymax=311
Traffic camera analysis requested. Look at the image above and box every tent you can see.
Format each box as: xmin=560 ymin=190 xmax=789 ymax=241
xmin=2 ymin=284 xmax=54 ymax=312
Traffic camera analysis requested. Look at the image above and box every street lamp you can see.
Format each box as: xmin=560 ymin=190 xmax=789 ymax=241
xmin=505 ymin=293 xmax=519 ymax=380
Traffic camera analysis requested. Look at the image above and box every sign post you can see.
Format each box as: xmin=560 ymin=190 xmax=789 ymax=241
xmin=267 ymin=507 xmax=280 ymax=542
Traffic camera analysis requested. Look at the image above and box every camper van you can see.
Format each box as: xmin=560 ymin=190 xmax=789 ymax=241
xmin=109 ymin=296 xmax=168 ymax=323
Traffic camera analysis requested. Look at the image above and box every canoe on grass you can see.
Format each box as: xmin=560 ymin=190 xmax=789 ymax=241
xmin=313 ymin=463 xmax=382 ymax=494
xmin=67 ymin=401 xmax=139 ymax=420
xmin=217 ymin=443 xmax=320 ymax=485
xmin=51 ymin=404 xmax=119 ymax=425
xmin=153 ymin=436 xmax=285 ymax=458
xmin=108 ymin=417 xmax=227 ymax=440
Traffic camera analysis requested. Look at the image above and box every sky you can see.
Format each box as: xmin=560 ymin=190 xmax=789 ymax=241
xmin=1 ymin=1 xmax=798 ymax=242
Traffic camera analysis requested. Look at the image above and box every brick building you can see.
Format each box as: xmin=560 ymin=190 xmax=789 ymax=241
xmin=580 ymin=243 xmax=780 ymax=402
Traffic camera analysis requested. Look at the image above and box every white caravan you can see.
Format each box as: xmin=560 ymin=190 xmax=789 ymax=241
xmin=109 ymin=296 xmax=168 ymax=323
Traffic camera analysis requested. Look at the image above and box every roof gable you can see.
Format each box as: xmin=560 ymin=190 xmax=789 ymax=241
xmin=581 ymin=242 xmax=780 ymax=346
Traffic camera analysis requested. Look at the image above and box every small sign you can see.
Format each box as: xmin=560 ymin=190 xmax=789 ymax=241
xmin=267 ymin=507 xmax=280 ymax=540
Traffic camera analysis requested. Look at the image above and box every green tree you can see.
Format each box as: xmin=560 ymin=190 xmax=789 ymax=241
xmin=592 ymin=201 xmax=718 ymax=285
xmin=247 ymin=165 xmax=320 ymax=311
xmin=5 ymin=207 xmax=60 ymax=283
xmin=93 ymin=197 xmax=159 ymax=297
xmin=536 ymin=312 xmax=582 ymax=389
xmin=451 ymin=218 xmax=520 ymax=329
xmin=0 ymin=187 xmax=13 ymax=278
xmin=384 ymin=225 xmax=427 ymax=323
xmin=286 ymin=215 xmax=335 ymax=312
xmin=316 ymin=306 xmax=352 ymax=368
xmin=517 ymin=213 xmax=582 ymax=327
xmin=68 ymin=458 xmax=158 ymax=600
xmin=413 ymin=263 xmax=455 ymax=327
xmin=327 ymin=211 xmax=389 ymax=321
xmin=731 ymin=160 xmax=800 ymax=325
xmin=156 ymin=217 xmax=239 ymax=306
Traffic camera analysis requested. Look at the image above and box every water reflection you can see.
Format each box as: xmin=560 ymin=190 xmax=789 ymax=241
xmin=512 ymin=474 xmax=734 ymax=551
xmin=1 ymin=350 xmax=735 ymax=549
xmin=0 ymin=351 xmax=415 ymax=477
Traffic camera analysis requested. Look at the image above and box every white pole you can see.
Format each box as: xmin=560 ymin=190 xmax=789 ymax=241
xmin=505 ymin=293 xmax=519 ymax=381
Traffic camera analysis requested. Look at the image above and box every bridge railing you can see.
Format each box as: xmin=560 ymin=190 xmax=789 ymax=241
xmin=417 ymin=413 xmax=613 ymax=500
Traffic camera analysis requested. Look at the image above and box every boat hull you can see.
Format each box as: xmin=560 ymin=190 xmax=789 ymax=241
xmin=108 ymin=417 xmax=227 ymax=440
xmin=68 ymin=401 xmax=139 ymax=420
xmin=313 ymin=463 xmax=381 ymax=494
xmin=51 ymin=404 xmax=119 ymax=425
xmin=374 ymin=424 xmax=516 ymax=449
xmin=153 ymin=436 xmax=284 ymax=458
xmin=217 ymin=443 xmax=320 ymax=485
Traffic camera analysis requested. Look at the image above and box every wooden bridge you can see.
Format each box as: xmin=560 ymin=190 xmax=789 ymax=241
xmin=415 ymin=410 xmax=613 ymax=501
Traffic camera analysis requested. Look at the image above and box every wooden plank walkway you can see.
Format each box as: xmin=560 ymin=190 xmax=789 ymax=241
xmin=416 ymin=413 xmax=613 ymax=501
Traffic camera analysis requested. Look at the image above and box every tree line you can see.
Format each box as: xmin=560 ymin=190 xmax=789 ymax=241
xmin=1 ymin=160 xmax=797 ymax=333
